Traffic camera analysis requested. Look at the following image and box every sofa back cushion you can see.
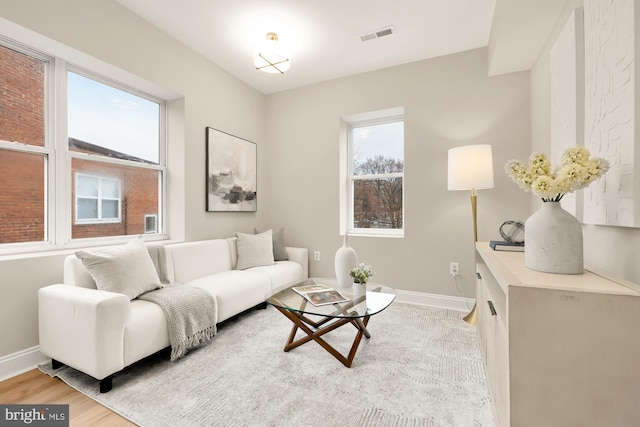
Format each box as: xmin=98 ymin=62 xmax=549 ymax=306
xmin=226 ymin=237 xmax=238 ymax=268
xmin=166 ymin=239 xmax=232 ymax=284
xmin=235 ymin=230 xmax=275 ymax=270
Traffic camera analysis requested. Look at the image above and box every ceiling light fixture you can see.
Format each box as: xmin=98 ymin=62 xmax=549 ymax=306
xmin=253 ymin=32 xmax=291 ymax=74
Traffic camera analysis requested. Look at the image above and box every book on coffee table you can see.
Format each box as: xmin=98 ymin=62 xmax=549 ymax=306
xmin=292 ymin=284 xmax=350 ymax=306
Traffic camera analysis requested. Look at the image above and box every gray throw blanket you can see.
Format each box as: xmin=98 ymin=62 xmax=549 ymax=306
xmin=147 ymin=244 xmax=170 ymax=285
xmin=138 ymin=284 xmax=218 ymax=361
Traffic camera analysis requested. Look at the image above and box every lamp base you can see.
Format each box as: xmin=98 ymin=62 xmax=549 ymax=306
xmin=463 ymin=302 xmax=477 ymax=325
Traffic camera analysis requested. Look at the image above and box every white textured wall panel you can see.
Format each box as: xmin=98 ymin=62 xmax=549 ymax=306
xmin=583 ymin=0 xmax=637 ymax=226
xmin=550 ymin=8 xmax=584 ymax=218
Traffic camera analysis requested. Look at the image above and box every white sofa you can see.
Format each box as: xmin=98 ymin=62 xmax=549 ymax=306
xmin=38 ymin=237 xmax=308 ymax=392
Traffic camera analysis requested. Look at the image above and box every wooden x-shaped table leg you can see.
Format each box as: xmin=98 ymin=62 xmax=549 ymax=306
xmin=273 ymin=305 xmax=371 ymax=368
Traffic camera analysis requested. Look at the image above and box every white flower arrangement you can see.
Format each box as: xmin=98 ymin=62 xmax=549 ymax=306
xmin=349 ymin=263 xmax=374 ymax=284
xmin=505 ymin=146 xmax=609 ymax=202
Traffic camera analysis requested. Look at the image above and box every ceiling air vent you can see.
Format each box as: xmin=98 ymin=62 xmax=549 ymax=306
xmin=360 ymin=26 xmax=395 ymax=42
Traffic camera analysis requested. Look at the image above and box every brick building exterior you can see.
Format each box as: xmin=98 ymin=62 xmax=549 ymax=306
xmin=70 ymin=142 xmax=159 ymax=239
xmin=0 ymin=150 xmax=46 ymax=242
xmin=0 ymin=45 xmax=44 ymax=147
xmin=0 ymin=45 xmax=46 ymax=243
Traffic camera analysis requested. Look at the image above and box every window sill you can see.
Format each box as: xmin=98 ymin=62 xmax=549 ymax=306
xmin=348 ymin=230 xmax=404 ymax=239
xmin=0 ymin=234 xmax=174 ymax=261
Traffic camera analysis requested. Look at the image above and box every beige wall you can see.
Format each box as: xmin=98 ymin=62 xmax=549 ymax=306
xmin=0 ymin=0 xmax=264 ymax=357
xmin=531 ymin=0 xmax=640 ymax=284
xmin=262 ymin=48 xmax=531 ymax=298
xmin=0 ymin=0 xmax=633 ymax=376
xmin=0 ymin=1 xmax=534 ymax=361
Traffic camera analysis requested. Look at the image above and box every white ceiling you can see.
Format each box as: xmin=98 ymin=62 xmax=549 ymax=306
xmin=115 ymin=0 xmax=567 ymax=95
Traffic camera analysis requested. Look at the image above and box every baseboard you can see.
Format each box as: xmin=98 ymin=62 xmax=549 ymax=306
xmin=0 ymin=346 xmax=49 ymax=382
xmin=395 ymin=290 xmax=475 ymax=312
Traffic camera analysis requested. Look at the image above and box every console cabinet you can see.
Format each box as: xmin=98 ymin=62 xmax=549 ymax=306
xmin=475 ymin=242 xmax=640 ymax=427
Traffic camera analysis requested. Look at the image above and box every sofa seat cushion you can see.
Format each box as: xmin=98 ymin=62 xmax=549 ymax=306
xmin=124 ymin=300 xmax=170 ymax=366
xmin=186 ymin=270 xmax=270 ymax=322
xmin=247 ymin=261 xmax=304 ymax=290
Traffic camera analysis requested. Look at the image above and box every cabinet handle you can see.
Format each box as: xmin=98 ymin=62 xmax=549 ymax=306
xmin=476 ymin=272 xmax=482 ymax=279
xmin=487 ymin=300 xmax=497 ymax=316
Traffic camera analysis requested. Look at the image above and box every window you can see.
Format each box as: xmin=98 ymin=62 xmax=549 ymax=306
xmin=0 ymin=43 xmax=49 ymax=245
xmin=346 ymin=112 xmax=404 ymax=236
xmin=67 ymin=71 xmax=160 ymax=164
xmin=68 ymin=71 xmax=164 ymax=240
xmin=75 ymin=174 xmax=121 ymax=223
xmin=0 ymin=35 xmax=167 ymax=253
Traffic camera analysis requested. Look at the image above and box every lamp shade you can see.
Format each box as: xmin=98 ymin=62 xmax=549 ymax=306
xmin=447 ymin=144 xmax=494 ymax=191
xmin=253 ymin=32 xmax=290 ymax=74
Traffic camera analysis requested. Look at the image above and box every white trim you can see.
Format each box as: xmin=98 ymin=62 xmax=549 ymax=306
xmin=394 ymin=289 xmax=475 ymax=312
xmin=0 ymin=346 xmax=48 ymax=382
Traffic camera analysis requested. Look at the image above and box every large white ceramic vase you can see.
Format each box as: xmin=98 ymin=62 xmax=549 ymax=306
xmin=524 ymin=201 xmax=583 ymax=274
xmin=335 ymin=235 xmax=357 ymax=288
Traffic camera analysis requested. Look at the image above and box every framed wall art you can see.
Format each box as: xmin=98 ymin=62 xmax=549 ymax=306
xmin=206 ymin=127 xmax=257 ymax=212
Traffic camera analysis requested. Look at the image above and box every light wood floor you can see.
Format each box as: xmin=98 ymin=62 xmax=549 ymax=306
xmin=0 ymin=369 xmax=135 ymax=426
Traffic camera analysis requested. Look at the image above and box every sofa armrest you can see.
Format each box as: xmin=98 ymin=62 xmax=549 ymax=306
xmin=285 ymin=247 xmax=309 ymax=279
xmin=38 ymin=284 xmax=130 ymax=380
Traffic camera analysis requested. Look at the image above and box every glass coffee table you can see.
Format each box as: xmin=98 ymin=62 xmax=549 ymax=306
xmin=265 ymin=278 xmax=396 ymax=368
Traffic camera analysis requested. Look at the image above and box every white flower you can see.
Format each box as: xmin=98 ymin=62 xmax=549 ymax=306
xmin=349 ymin=263 xmax=374 ymax=284
xmin=561 ymin=146 xmax=590 ymax=165
xmin=531 ymin=175 xmax=557 ymax=198
xmin=528 ymin=152 xmax=552 ymax=177
xmin=505 ymin=146 xmax=609 ymax=202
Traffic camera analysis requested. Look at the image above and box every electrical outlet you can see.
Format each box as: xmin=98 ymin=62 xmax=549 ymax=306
xmin=450 ymin=262 xmax=459 ymax=276
xmin=314 ymin=251 xmax=320 ymax=261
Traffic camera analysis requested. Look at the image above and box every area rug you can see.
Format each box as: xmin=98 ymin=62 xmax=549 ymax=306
xmin=39 ymin=303 xmax=495 ymax=426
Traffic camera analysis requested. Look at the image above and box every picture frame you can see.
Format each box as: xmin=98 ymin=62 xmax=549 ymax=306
xmin=206 ymin=127 xmax=257 ymax=212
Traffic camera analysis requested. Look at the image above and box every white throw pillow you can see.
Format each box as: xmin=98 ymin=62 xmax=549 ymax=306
xmin=235 ymin=230 xmax=275 ymax=270
xmin=76 ymin=238 xmax=163 ymax=300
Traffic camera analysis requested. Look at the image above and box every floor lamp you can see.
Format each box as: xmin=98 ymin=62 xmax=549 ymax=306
xmin=447 ymin=145 xmax=494 ymax=325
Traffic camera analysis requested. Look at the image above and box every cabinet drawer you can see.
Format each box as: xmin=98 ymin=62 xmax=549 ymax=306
xmin=476 ymin=259 xmax=507 ymax=329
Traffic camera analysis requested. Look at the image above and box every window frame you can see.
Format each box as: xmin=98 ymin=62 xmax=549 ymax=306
xmin=0 ymin=34 xmax=168 ymax=255
xmin=345 ymin=114 xmax=405 ymax=238
xmin=0 ymin=39 xmax=55 ymax=251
